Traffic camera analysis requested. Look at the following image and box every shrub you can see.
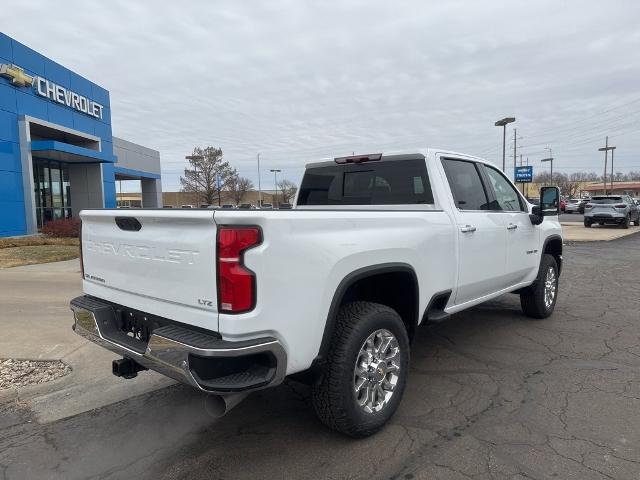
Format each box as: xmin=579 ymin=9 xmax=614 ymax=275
xmin=41 ymin=218 xmax=81 ymax=238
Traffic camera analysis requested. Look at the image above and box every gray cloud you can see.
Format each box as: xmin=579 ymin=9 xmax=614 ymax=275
xmin=3 ymin=0 xmax=640 ymax=190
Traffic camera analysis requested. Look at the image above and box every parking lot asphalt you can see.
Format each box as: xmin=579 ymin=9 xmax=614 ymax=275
xmin=560 ymin=213 xmax=584 ymax=223
xmin=2 ymin=235 xmax=640 ymax=480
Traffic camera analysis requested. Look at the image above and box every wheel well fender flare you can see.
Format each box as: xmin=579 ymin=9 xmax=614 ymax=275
xmin=542 ymin=234 xmax=563 ymax=273
xmin=314 ymin=262 xmax=418 ymax=364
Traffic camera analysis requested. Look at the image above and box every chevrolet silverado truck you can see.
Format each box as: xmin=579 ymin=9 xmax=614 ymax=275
xmin=70 ymin=150 xmax=562 ymax=437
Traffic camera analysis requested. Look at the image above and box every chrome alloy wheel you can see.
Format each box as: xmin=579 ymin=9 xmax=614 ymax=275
xmin=353 ymin=329 xmax=400 ymax=413
xmin=544 ymin=266 xmax=557 ymax=309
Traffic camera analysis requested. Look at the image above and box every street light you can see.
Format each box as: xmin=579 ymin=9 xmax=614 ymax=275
xmin=270 ymin=169 xmax=281 ymax=206
xmin=495 ymin=117 xmax=516 ymax=172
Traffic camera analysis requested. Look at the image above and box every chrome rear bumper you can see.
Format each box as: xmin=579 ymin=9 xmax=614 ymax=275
xmin=70 ymin=296 xmax=287 ymax=393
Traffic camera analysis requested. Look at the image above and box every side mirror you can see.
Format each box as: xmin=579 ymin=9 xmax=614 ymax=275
xmin=529 ymin=205 xmax=543 ymax=225
xmin=540 ymin=186 xmax=560 ymax=216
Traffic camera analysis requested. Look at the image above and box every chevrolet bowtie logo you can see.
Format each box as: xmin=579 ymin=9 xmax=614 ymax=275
xmin=0 ymin=63 xmax=34 ymax=88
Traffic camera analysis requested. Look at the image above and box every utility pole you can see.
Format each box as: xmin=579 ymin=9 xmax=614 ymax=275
xmin=520 ymin=153 xmax=524 ymax=194
xmin=257 ymin=153 xmax=262 ymax=206
xmin=610 ymin=147 xmax=616 ymax=193
xmin=526 ymin=157 xmax=529 ymax=197
xmin=270 ymin=169 xmax=281 ymax=206
xmin=541 ymin=147 xmax=554 ymax=188
xmin=495 ymin=117 xmax=516 ymax=172
xmin=598 ymin=137 xmax=615 ymax=195
xmin=513 ymin=128 xmax=517 ymax=174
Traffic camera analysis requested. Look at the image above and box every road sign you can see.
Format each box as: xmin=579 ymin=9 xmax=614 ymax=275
xmin=514 ymin=166 xmax=533 ymax=183
xmin=216 ymin=174 xmax=222 ymax=189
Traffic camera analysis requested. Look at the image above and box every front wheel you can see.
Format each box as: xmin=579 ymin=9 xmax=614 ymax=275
xmin=311 ymin=301 xmax=409 ymax=437
xmin=584 ymin=219 xmax=592 ymax=228
xmin=520 ymin=254 xmax=559 ymax=319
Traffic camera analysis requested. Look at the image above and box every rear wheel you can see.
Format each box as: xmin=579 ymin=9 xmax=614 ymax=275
xmin=311 ymin=301 xmax=409 ymax=437
xmin=520 ymin=254 xmax=559 ymax=319
xmin=584 ymin=219 xmax=592 ymax=228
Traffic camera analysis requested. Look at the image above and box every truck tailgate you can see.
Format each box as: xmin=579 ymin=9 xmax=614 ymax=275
xmin=80 ymin=209 xmax=218 ymax=316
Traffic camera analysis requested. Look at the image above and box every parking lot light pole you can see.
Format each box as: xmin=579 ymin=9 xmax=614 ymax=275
xmin=270 ymin=169 xmax=281 ymax=206
xmin=495 ymin=117 xmax=516 ymax=172
xmin=257 ymin=153 xmax=262 ymax=206
xmin=541 ymin=157 xmax=554 ymax=185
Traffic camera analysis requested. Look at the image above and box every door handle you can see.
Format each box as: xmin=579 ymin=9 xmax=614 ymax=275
xmin=460 ymin=225 xmax=476 ymax=233
xmin=507 ymin=223 xmax=518 ymax=230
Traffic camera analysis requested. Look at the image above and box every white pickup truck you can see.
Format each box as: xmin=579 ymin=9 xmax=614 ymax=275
xmin=71 ymin=150 xmax=562 ymax=437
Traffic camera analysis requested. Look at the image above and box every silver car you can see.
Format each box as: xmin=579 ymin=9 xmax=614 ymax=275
xmin=565 ymin=198 xmax=581 ymax=213
xmin=584 ymin=195 xmax=640 ymax=228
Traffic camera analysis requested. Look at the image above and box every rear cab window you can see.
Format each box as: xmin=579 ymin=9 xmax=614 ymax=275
xmin=441 ymin=158 xmax=491 ymax=210
xmin=297 ymin=158 xmax=434 ymax=206
xmin=592 ymin=196 xmax=622 ymax=204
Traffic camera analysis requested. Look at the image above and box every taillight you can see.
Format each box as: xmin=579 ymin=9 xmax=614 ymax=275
xmin=614 ymin=204 xmax=626 ymax=209
xmin=216 ymin=226 xmax=262 ymax=313
xmin=79 ymin=220 xmax=84 ymax=279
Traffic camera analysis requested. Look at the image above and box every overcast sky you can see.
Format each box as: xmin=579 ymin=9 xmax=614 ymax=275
xmin=3 ymin=0 xmax=640 ymax=191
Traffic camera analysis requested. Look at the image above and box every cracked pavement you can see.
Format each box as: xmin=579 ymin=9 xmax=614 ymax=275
xmin=1 ymin=234 xmax=639 ymax=479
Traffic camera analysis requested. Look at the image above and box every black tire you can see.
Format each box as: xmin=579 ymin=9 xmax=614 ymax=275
xmin=311 ymin=301 xmax=410 ymax=437
xmin=520 ymin=254 xmax=559 ymax=319
xmin=622 ymin=214 xmax=630 ymax=229
xmin=584 ymin=219 xmax=592 ymax=228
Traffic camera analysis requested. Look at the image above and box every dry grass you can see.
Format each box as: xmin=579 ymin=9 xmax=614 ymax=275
xmin=0 ymin=245 xmax=79 ymax=268
xmin=0 ymin=236 xmax=79 ymax=249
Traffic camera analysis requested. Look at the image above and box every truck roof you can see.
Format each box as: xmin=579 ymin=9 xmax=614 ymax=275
xmin=304 ymin=149 xmax=491 ymax=169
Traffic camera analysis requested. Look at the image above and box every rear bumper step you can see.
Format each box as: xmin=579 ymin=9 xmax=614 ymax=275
xmin=70 ymin=295 xmax=287 ymax=393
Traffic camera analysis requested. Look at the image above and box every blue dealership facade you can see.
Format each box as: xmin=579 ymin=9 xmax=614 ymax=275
xmin=0 ymin=32 xmax=162 ymax=237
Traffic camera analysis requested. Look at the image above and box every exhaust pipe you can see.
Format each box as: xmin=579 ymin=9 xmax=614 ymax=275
xmin=204 ymin=392 xmax=249 ymax=418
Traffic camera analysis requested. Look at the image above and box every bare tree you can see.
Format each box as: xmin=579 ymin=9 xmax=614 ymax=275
xmin=227 ymin=175 xmax=254 ymax=205
xmin=277 ymin=179 xmax=298 ymax=203
xmin=180 ymin=146 xmax=235 ymax=205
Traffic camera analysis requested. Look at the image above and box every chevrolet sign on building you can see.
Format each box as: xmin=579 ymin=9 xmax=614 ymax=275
xmin=0 ymin=32 xmax=163 ymax=237
xmin=0 ymin=63 xmax=104 ymax=119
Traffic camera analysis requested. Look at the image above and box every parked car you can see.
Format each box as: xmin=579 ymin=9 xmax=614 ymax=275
xmin=221 ymin=204 xmax=236 ymax=209
xmin=260 ymin=203 xmax=273 ymax=209
xmin=237 ymin=203 xmax=256 ymax=209
xmin=584 ymin=195 xmax=640 ymax=228
xmin=564 ymin=198 xmax=581 ymax=213
xmin=278 ymin=203 xmax=293 ymax=209
xmin=577 ymin=198 xmax=591 ymax=214
xmin=71 ymin=150 xmax=562 ymax=437
xmin=560 ymin=198 xmax=567 ymax=212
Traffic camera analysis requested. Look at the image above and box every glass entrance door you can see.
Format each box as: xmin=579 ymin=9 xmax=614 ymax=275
xmin=32 ymin=159 xmax=72 ymax=228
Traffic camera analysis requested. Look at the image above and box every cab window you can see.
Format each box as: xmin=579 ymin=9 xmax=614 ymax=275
xmin=441 ymin=158 xmax=491 ymax=210
xmin=483 ymin=165 xmax=525 ymax=212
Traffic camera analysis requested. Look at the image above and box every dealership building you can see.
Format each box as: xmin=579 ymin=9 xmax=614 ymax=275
xmin=0 ymin=33 xmax=162 ymax=238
